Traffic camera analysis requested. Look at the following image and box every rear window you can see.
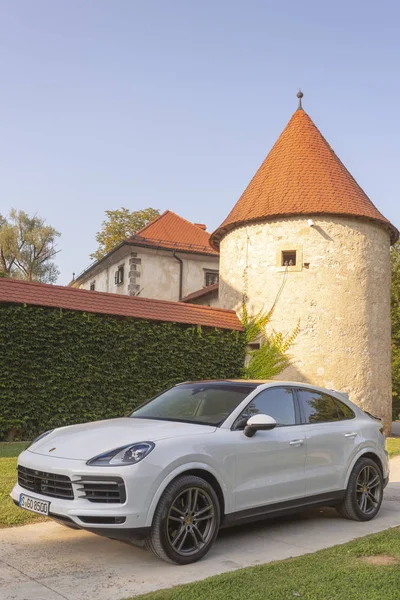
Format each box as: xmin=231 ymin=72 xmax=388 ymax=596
xmin=334 ymin=398 xmax=355 ymax=420
xmin=298 ymin=389 xmax=355 ymax=423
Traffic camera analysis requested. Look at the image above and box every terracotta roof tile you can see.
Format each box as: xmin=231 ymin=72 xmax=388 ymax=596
xmin=132 ymin=211 xmax=218 ymax=255
xmin=210 ymin=109 xmax=398 ymax=248
xmin=0 ymin=278 xmax=242 ymax=330
xmin=181 ymin=283 xmax=219 ymax=303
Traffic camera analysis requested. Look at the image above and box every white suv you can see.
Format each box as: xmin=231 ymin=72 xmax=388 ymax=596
xmin=11 ymin=380 xmax=389 ymax=564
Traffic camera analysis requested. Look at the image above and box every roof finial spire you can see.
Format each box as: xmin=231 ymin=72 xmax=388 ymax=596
xmin=297 ymin=89 xmax=304 ymax=110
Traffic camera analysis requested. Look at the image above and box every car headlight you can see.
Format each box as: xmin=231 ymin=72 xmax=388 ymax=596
xmin=86 ymin=442 xmax=155 ymax=466
xmin=27 ymin=429 xmax=54 ymax=449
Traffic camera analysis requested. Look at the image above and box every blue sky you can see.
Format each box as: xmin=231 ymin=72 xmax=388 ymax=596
xmin=1 ymin=0 xmax=399 ymax=284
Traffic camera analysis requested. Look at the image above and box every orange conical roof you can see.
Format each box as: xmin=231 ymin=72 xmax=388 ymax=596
xmin=210 ymin=107 xmax=398 ymax=248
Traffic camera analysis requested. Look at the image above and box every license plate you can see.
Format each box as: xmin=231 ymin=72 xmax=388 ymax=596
xmin=19 ymin=493 xmax=50 ymax=516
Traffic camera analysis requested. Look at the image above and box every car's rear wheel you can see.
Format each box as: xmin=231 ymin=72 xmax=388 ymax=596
xmin=337 ymin=457 xmax=383 ymax=521
xmin=145 ymin=475 xmax=221 ymax=564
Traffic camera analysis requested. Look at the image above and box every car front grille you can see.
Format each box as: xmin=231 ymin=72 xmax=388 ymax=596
xmin=75 ymin=476 xmax=126 ymax=504
xmin=18 ymin=465 xmax=74 ymax=500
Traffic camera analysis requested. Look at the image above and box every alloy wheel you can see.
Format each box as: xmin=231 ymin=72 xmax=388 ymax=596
xmin=355 ymin=465 xmax=382 ymax=515
xmin=166 ymin=486 xmax=216 ymax=557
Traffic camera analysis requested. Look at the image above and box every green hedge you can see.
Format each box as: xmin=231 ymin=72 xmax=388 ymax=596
xmin=0 ymin=304 xmax=246 ymax=440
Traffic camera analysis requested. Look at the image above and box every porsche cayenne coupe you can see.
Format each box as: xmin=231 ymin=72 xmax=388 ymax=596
xmin=11 ymin=380 xmax=389 ymax=564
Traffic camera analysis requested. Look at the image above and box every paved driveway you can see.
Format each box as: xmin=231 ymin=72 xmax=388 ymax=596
xmin=1 ymin=457 xmax=400 ymax=600
xmin=392 ymin=421 xmax=400 ymax=436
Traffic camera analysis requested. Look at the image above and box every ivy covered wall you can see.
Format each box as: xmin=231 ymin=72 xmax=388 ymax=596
xmin=0 ymin=304 xmax=246 ymax=440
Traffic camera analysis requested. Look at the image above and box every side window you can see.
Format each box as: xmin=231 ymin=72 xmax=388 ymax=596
xmin=334 ymin=398 xmax=355 ymax=420
xmin=298 ymin=389 xmax=340 ymax=423
xmin=238 ymin=387 xmax=296 ymax=427
xmin=115 ymin=265 xmax=124 ymax=285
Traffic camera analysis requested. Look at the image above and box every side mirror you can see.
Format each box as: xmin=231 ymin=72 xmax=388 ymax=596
xmin=244 ymin=414 xmax=277 ymax=438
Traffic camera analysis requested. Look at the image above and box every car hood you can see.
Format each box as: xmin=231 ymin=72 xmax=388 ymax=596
xmin=27 ymin=418 xmax=216 ymax=460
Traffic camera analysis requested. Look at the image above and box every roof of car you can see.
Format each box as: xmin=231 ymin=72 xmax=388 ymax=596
xmin=178 ymin=379 xmax=274 ymax=386
xmin=177 ymin=379 xmax=351 ymax=396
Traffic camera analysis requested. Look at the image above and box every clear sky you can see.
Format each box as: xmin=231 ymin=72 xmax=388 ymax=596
xmin=1 ymin=0 xmax=399 ymax=284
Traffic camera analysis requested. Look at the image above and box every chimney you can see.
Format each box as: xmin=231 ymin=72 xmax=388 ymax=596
xmin=194 ymin=223 xmax=207 ymax=230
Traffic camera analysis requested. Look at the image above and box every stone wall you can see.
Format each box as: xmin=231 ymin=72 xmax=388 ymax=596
xmin=219 ymin=215 xmax=392 ymax=428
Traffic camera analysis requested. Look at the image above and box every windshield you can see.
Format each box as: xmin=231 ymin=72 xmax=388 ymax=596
xmin=130 ymin=383 xmax=257 ymax=426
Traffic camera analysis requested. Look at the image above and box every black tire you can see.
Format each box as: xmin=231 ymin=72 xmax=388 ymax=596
xmin=145 ymin=475 xmax=221 ymax=564
xmin=337 ymin=457 xmax=383 ymax=521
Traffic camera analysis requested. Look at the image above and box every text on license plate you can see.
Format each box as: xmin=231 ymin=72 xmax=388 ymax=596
xmin=19 ymin=494 xmax=50 ymax=515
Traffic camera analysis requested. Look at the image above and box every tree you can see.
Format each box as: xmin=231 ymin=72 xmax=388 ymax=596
xmin=91 ymin=207 xmax=160 ymax=261
xmin=391 ymin=241 xmax=400 ymax=420
xmin=0 ymin=209 xmax=60 ymax=283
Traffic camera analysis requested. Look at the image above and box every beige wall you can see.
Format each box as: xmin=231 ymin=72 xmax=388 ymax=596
xmin=76 ymin=246 xmax=131 ymax=295
xmin=77 ymin=245 xmax=219 ymax=302
xmin=219 ymin=216 xmax=392 ymax=428
xmin=188 ymin=290 xmax=220 ymax=307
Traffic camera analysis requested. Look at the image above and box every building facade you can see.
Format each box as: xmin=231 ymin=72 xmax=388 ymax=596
xmin=71 ymin=211 xmax=219 ymax=302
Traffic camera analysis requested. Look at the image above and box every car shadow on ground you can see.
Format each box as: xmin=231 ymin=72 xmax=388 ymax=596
xmin=218 ymin=506 xmax=338 ymax=541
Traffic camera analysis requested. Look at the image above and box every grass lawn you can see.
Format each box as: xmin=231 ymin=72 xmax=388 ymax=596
xmin=387 ymin=437 xmax=400 ymax=458
xmin=0 ymin=442 xmax=29 ymax=458
xmin=132 ymin=527 xmax=400 ymax=600
xmin=0 ymin=442 xmax=47 ymax=528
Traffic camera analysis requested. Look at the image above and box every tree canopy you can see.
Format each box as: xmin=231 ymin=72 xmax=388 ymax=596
xmin=0 ymin=209 xmax=60 ymax=283
xmin=91 ymin=207 xmax=160 ymax=261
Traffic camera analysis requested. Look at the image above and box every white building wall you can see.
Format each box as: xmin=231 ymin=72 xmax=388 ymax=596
xmin=78 ymin=248 xmax=130 ymax=295
xmin=138 ymin=250 xmax=179 ymax=300
xmin=76 ymin=245 xmax=219 ymax=302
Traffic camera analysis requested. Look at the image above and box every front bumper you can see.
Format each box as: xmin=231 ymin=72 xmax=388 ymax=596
xmin=10 ymin=449 xmax=157 ymax=534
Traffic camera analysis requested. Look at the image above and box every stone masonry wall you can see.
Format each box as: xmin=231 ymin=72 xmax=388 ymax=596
xmin=219 ymin=215 xmax=392 ymax=428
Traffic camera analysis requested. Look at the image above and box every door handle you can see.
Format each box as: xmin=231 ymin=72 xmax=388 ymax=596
xmin=344 ymin=432 xmax=357 ymax=438
xmin=290 ymin=439 xmax=304 ymax=446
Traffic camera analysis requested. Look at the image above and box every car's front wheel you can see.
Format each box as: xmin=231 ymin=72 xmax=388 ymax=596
xmin=337 ymin=457 xmax=384 ymax=521
xmin=145 ymin=475 xmax=221 ymax=564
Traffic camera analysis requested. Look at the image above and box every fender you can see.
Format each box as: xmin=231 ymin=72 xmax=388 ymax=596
xmin=144 ymin=460 xmax=229 ymax=527
xmin=343 ymin=446 xmax=387 ymax=488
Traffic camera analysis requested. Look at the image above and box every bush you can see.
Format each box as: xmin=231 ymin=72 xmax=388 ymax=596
xmin=0 ymin=304 xmax=246 ymax=440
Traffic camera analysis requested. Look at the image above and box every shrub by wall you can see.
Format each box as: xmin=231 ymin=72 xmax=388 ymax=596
xmin=0 ymin=304 xmax=246 ymax=440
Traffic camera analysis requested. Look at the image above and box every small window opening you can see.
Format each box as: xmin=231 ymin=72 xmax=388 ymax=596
xmin=247 ymin=342 xmax=261 ymax=351
xmin=282 ymin=250 xmax=297 ymax=267
xmin=204 ymin=270 xmax=219 ymax=287
xmin=90 ymin=281 xmax=96 ymax=291
xmin=115 ymin=265 xmax=124 ymax=285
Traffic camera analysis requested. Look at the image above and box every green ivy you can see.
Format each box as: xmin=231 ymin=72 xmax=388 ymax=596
xmin=0 ymin=304 xmax=246 ymax=440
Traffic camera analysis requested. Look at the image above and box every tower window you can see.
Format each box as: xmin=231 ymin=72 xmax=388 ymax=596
xmin=247 ymin=342 xmax=261 ymax=351
xmin=90 ymin=281 xmax=96 ymax=291
xmin=282 ymin=250 xmax=297 ymax=267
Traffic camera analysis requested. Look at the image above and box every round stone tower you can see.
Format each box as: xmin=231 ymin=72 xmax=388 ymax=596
xmin=210 ymin=95 xmax=398 ymax=429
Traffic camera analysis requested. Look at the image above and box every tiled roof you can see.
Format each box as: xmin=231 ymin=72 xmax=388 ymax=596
xmin=181 ymin=283 xmax=219 ymax=303
xmin=0 ymin=278 xmax=242 ymax=330
xmin=210 ymin=108 xmax=398 ymax=248
xmin=131 ymin=210 xmax=218 ymax=255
